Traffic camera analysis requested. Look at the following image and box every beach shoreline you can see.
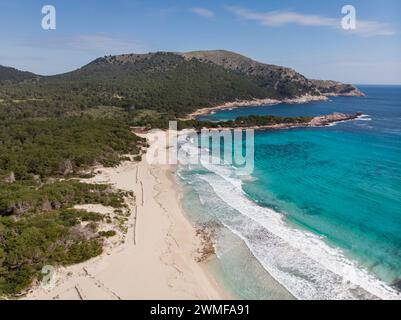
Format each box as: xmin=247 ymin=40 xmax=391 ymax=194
xmin=185 ymin=95 xmax=328 ymax=119
xmin=201 ymin=112 xmax=364 ymax=132
xmin=24 ymin=147 xmax=229 ymax=300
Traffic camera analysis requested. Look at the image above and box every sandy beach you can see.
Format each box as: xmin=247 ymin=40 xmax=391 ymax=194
xmin=24 ymin=132 xmax=228 ymax=300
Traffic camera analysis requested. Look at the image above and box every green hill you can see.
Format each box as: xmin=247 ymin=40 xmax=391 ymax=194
xmin=0 ymin=65 xmax=39 ymax=83
xmin=0 ymin=50 xmax=363 ymax=120
xmin=181 ymin=50 xmax=321 ymax=97
xmin=0 ymin=52 xmax=279 ymax=118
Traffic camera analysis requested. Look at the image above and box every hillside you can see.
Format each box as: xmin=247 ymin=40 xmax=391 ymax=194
xmin=182 ymin=50 xmax=321 ymax=97
xmin=311 ymin=79 xmax=364 ymax=96
xmin=0 ymin=65 xmax=39 ymax=83
xmin=0 ymin=50 xmax=363 ymax=119
xmin=0 ymin=52 xmax=275 ymax=118
xmin=182 ymin=50 xmax=363 ymax=98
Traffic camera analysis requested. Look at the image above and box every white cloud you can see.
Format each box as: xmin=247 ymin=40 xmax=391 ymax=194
xmin=227 ymin=7 xmax=395 ymax=37
xmin=350 ymin=20 xmax=395 ymax=36
xmin=229 ymin=7 xmax=335 ymax=27
xmin=190 ymin=7 xmax=215 ymax=19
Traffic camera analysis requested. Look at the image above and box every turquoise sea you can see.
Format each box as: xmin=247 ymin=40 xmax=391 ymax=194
xmin=177 ymin=86 xmax=401 ymax=300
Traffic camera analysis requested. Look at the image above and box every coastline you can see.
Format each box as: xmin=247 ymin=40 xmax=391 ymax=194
xmin=24 ymin=148 xmax=229 ymax=300
xmin=186 ymin=112 xmax=364 ymax=132
xmin=173 ymin=125 xmax=401 ymax=300
xmin=22 ymin=104 xmax=366 ymax=300
xmin=185 ymin=94 xmax=328 ymax=119
xmin=226 ymin=112 xmax=364 ymax=131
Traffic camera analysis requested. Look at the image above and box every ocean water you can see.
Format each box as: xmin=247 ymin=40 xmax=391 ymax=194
xmin=177 ymin=86 xmax=401 ymax=300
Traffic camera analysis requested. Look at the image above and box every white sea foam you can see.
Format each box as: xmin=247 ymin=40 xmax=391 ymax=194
xmin=356 ymin=114 xmax=372 ymax=121
xmin=178 ymin=138 xmax=401 ymax=300
xmin=318 ymin=114 xmax=372 ymax=128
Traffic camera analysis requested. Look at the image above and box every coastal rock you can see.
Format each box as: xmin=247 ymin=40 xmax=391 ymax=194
xmin=203 ymin=112 xmax=362 ymax=131
xmin=195 ymin=226 xmax=216 ymax=263
xmin=309 ymin=112 xmax=361 ymax=126
xmin=282 ymin=94 xmax=328 ymax=104
xmin=392 ymin=279 xmax=401 ymax=292
xmin=311 ymin=80 xmax=365 ymax=97
xmin=187 ymin=95 xmax=329 ymax=119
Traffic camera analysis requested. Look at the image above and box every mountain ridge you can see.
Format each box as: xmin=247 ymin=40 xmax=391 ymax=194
xmin=181 ymin=50 xmax=320 ymax=97
xmin=0 ymin=50 xmax=363 ymax=118
xmin=80 ymin=49 xmax=362 ymax=98
xmin=0 ymin=65 xmax=39 ymax=83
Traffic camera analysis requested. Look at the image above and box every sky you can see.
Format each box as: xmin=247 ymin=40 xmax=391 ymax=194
xmin=0 ymin=0 xmax=400 ymax=84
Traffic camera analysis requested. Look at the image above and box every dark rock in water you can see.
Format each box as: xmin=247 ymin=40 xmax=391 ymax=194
xmin=309 ymin=112 xmax=360 ymax=126
xmin=392 ymin=279 xmax=401 ymax=291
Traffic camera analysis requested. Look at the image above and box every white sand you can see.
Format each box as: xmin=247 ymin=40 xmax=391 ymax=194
xmin=25 ymin=135 xmax=227 ymax=300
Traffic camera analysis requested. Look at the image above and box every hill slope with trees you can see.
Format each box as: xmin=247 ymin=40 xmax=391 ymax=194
xmin=0 ymin=50 xmax=363 ymax=119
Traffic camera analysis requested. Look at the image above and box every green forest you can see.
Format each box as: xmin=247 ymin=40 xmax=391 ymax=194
xmin=0 ymin=117 xmax=144 ymax=297
xmin=0 ymin=53 xmax=276 ymax=119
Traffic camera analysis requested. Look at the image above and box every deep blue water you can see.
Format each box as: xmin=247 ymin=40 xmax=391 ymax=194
xmin=179 ymin=86 xmax=401 ymax=299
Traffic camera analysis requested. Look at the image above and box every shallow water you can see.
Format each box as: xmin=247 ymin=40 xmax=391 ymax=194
xmin=178 ymin=86 xmax=401 ymax=299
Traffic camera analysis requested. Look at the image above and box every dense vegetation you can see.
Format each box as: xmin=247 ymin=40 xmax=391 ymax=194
xmin=129 ymin=111 xmax=313 ymax=130
xmin=178 ymin=115 xmax=312 ymax=130
xmin=0 ymin=117 xmax=145 ymax=180
xmin=0 ymin=66 xmax=38 ymax=84
xmin=1 ymin=208 xmax=105 ymax=295
xmin=0 ymin=180 xmax=127 ymax=217
xmin=182 ymin=50 xmax=321 ymax=98
xmin=0 ymin=178 xmax=133 ymax=295
xmin=0 ymin=51 xmax=359 ymax=121
xmin=0 ymin=116 xmax=143 ymax=297
xmin=0 ymin=53 xmax=276 ymax=119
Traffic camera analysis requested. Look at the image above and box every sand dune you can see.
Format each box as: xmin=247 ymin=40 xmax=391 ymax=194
xmin=25 ymin=135 xmax=227 ymax=300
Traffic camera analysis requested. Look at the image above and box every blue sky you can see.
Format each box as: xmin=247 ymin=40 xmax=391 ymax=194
xmin=1 ymin=0 xmax=400 ymax=84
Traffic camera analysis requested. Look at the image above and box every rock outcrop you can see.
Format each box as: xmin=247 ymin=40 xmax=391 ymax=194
xmin=3 ymin=172 xmax=16 ymax=183
xmin=311 ymin=80 xmax=365 ymax=97
xmin=309 ymin=112 xmax=362 ymax=126
xmin=182 ymin=50 xmax=321 ymax=98
xmin=183 ymin=50 xmax=364 ymax=98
